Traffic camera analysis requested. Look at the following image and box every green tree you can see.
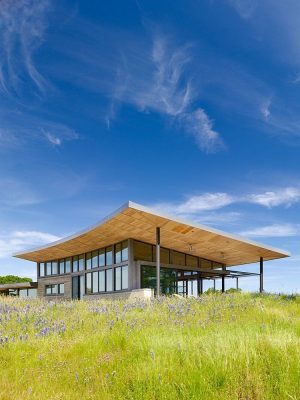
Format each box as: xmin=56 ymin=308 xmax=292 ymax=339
xmin=0 ymin=275 xmax=32 ymax=284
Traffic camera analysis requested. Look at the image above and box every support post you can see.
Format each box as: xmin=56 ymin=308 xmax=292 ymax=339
xmin=236 ymin=277 xmax=239 ymax=291
xmin=156 ymin=227 xmax=160 ymax=296
xmin=213 ymin=279 xmax=216 ymax=291
xmin=197 ymin=278 xmax=203 ymax=296
xmin=259 ymin=257 xmax=264 ymax=293
xmin=221 ymin=266 xmax=226 ymax=293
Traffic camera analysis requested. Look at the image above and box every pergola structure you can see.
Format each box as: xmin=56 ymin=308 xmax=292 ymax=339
xmin=154 ymin=226 xmax=268 ymax=295
xmin=14 ymin=201 xmax=289 ymax=298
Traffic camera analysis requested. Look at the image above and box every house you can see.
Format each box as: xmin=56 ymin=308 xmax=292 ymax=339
xmin=13 ymin=201 xmax=289 ymax=299
xmin=0 ymin=281 xmax=37 ymax=297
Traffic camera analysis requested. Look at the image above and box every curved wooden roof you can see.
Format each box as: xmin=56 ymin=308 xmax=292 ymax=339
xmin=14 ymin=201 xmax=290 ymax=266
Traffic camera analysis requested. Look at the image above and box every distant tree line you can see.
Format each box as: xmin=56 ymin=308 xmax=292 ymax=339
xmin=0 ymin=275 xmax=32 ymax=284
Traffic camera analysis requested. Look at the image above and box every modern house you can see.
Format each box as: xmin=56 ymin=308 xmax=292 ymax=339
xmin=14 ymin=201 xmax=289 ymax=300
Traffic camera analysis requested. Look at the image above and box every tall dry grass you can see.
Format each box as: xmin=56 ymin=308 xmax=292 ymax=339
xmin=0 ymin=293 xmax=299 ymax=399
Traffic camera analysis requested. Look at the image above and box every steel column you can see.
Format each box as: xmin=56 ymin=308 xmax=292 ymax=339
xmin=236 ymin=277 xmax=239 ymax=291
xmin=221 ymin=266 xmax=226 ymax=293
xmin=260 ymin=257 xmax=264 ymax=293
xmin=156 ymin=227 xmax=160 ymax=296
xmin=197 ymin=278 xmax=203 ymax=296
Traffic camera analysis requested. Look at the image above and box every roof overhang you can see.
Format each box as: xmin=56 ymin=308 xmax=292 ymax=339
xmin=13 ymin=201 xmax=290 ymax=266
xmin=0 ymin=282 xmax=37 ymax=291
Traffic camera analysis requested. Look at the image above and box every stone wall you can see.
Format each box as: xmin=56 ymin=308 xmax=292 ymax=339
xmin=37 ymin=275 xmax=72 ymax=300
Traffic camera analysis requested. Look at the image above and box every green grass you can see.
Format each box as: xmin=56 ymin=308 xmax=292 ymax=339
xmin=0 ymin=293 xmax=299 ymax=399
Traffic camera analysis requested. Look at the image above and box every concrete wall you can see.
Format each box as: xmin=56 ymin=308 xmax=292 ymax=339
xmin=83 ymin=288 xmax=153 ymax=301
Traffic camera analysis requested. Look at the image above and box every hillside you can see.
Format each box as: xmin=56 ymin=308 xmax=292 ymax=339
xmin=0 ymin=293 xmax=299 ymax=399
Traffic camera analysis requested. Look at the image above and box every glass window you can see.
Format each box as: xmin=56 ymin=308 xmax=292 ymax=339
xmin=115 ymin=243 xmax=122 ymax=264
xmin=46 ymin=286 xmax=52 ymax=295
xmin=99 ymin=270 xmax=105 ymax=292
xmin=46 ymin=262 xmax=52 ymax=276
xmin=134 ymin=241 xmax=152 ymax=262
xmin=86 ymin=273 xmax=92 ymax=295
xmin=186 ymin=255 xmax=198 ymax=268
xmin=52 ymin=284 xmax=58 ymax=295
xmin=19 ymin=289 xmax=28 ymax=298
xmin=106 ymin=247 xmax=113 ymax=265
xmin=171 ymin=251 xmax=185 ymax=266
xmin=59 ymin=259 xmax=65 ymax=274
xmin=65 ymin=258 xmax=71 ymax=273
xmin=39 ymin=263 xmax=45 ymax=277
xmin=80 ymin=275 xmax=85 ymax=299
xmin=99 ymin=249 xmax=105 ymax=267
xmin=45 ymin=284 xmax=63 ymax=296
xmin=161 ymin=248 xmax=170 ymax=264
xmin=78 ymin=254 xmax=85 ymax=271
xmin=153 ymin=247 xmax=170 ymax=264
xmin=121 ymin=241 xmax=128 ymax=261
xmin=106 ymin=269 xmax=113 ymax=291
xmin=122 ymin=265 xmax=128 ymax=290
xmin=92 ymin=271 xmax=98 ymax=293
xmin=52 ymin=261 xmax=58 ymax=275
xmin=28 ymin=289 xmax=37 ymax=298
xmin=92 ymin=251 xmax=98 ymax=268
xmin=115 ymin=267 xmax=121 ymax=291
xmin=212 ymin=261 xmax=223 ymax=269
xmin=86 ymin=252 xmax=92 ymax=270
xmin=72 ymin=256 xmax=79 ymax=272
xmin=141 ymin=265 xmax=176 ymax=295
xmin=200 ymin=259 xmax=212 ymax=269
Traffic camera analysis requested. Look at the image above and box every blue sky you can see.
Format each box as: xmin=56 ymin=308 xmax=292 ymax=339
xmin=0 ymin=0 xmax=300 ymax=293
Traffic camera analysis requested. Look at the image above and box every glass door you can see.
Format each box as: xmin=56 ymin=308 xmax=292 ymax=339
xmin=72 ymin=276 xmax=79 ymax=299
xmin=80 ymin=275 xmax=85 ymax=299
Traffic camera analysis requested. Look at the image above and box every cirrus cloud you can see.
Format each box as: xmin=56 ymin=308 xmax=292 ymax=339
xmin=0 ymin=0 xmax=51 ymax=95
xmin=0 ymin=230 xmax=61 ymax=259
xmin=248 ymin=187 xmax=300 ymax=208
xmin=239 ymin=224 xmax=299 ymax=237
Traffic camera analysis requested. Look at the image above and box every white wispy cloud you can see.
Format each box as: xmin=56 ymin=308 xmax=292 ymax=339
xmin=154 ymin=193 xmax=235 ymax=215
xmin=260 ymin=99 xmax=271 ymax=121
xmin=248 ymin=188 xmax=300 ymax=208
xmin=45 ymin=132 xmax=61 ymax=146
xmin=225 ymin=0 xmax=257 ymax=19
xmin=0 ymin=106 xmax=79 ymax=148
xmin=0 ymin=178 xmax=41 ymax=207
xmin=240 ymin=224 xmax=299 ymax=237
xmin=180 ymin=108 xmax=224 ymax=152
xmin=208 ymin=2 xmax=300 ymax=142
xmin=55 ymin=24 xmax=223 ymax=153
xmin=0 ymin=2 xmax=80 ymax=150
xmin=152 ymin=193 xmax=240 ymax=228
xmin=41 ymin=124 xmax=79 ymax=146
xmin=107 ymin=34 xmax=223 ymax=152
xmin=188 ymin=211 xmax=241 ymax=225
xmin=152 ymin=186 xmax=300 ymax=226
xmin=0 ymin=0 xmax=51 ymax=95
xmin=0 ymin=230 xmax=61 ymax=259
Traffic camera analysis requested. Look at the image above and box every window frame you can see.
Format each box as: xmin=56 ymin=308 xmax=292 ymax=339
xmin=45 ymin=283 xmax=65 ymax=296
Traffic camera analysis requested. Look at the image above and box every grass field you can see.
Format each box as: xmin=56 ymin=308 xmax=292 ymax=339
xmin=0 ymin=293 xmax=299 ymax=400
